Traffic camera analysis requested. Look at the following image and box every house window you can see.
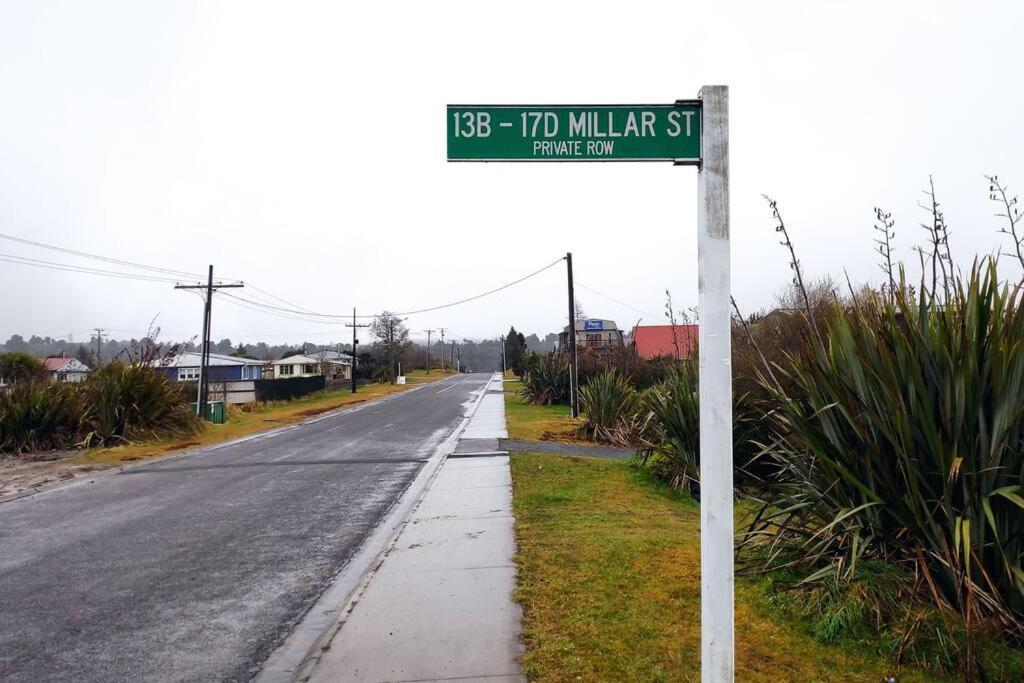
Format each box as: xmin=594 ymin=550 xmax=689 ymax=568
xmin=304 ymin=364 xmax=316 ymax=374
xmin=179 ymin=367 xmax=200 ymax=381
xmin=280 ymin=364 xmax=294 ymax=376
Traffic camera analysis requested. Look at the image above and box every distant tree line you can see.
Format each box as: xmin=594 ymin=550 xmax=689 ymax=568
xmin=1 ymin=327 xmax=562 ymax=375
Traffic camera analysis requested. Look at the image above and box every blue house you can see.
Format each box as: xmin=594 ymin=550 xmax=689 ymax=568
xmin=156 ymin=352 xmax=265 ymax=382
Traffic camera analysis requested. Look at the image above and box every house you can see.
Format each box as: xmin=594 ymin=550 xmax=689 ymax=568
xmin=303 ymin=348 xmax=354 ymax=363
xmin=558 ymin=319 xmax=625 ymax=351
xmin=43 ymin=354 xmax=92 ymax=383
xmin=631 ymin=324 xmax=699 ymax=360
xmin=156 ymin=352 xmax=265 ymax=382
xmin=272 ymin=354 xmax=351 ymax=381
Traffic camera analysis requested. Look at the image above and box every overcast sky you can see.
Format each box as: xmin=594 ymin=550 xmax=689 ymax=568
xmin=1 ymin=0 xmax=1022 ymax=347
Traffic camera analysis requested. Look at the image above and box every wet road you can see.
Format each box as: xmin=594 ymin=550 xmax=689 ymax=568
xmin=0 ymin=373 xmax=490 ymax=682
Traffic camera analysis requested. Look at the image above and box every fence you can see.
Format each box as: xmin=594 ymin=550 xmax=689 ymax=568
xmin=178 ymin=376 xmax=328 ymax=404
xmin=253 ymin=375 xmax=325 ymax=402
xmin=178 ymin=380 xmax=257 ymax=405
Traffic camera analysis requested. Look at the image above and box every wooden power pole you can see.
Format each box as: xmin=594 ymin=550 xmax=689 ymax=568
xmin=174 ymin=266 xmax=243 ymax=419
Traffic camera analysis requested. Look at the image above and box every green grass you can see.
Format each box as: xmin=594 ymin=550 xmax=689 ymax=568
xmin=503 ymin=378 xmax=581 ymax=442
xmin=510 ymin=451 xmax=948 ymax=682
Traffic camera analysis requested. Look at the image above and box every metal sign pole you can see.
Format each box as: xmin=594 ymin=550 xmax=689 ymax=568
xmin=697 ymin=84 xmax=733 ymax=683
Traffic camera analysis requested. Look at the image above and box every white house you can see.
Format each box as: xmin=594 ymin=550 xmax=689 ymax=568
xmin=272 ymin=354 xmax=351 ymax=381
xmin=43 ymin=355 xmax=91 ymax=383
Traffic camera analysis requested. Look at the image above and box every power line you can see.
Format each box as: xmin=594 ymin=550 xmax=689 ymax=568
xmin=574 ymin=281 xmax=661 ymax=319
xmin=392 ymin=257 xmax=565 ymax=316
xmin=217 ymin=292 xmax=350 ymax=325
xmin=242 ymin=283 xmax=325 ymax=316
xmin=0 ymin=253 xmax=185 ymax=283
xmin=1 ymin=231 xmax=565 ymax=327
xmin=0 ymin=232 xmax=209 ymax=280
xmin=222 ymin=257 xmax=565 ymax=320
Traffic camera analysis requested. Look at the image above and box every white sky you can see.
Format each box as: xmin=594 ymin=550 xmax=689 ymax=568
xmin=1 ymin=0 xmax=1022 ymax=346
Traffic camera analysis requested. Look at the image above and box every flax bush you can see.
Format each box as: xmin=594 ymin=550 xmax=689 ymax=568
xmin=638 ymin=365 xmax=700 ymax=492
xmin=743 ymin=262 xmax=1024 ymax=676
xmin=0 ymin=362 xmax=200 ymax=454
xmin=0 ymin=381 xmax=84 ymax=454
xmin=521 ymin=352 xmax=571 ymax=405
xmin=81 ymin=362 xmax=201 ymax=446
xmin=576 ymin=370 xmax=644 ymax=445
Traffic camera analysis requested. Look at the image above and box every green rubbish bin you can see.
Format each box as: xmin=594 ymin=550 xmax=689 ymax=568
xmin=208 ymin=401 xmax=226 ymax=424
xmin=191 ymin=401 xmax=227 ymax=424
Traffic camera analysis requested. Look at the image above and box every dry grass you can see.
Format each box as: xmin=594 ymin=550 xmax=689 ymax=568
xmin=503 ymin=378 xmax=582 ymax=442
xmin=510 ymin=452 xmax=946 ymax=682
xmin=69 ymin=369 xmax=454 ymax=467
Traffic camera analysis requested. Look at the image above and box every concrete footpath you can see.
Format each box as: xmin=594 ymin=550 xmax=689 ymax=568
xmin=307 ymin=373 xmax=524 ymax=682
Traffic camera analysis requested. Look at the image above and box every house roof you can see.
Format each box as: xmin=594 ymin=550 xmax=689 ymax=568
xmin=273 ymin=354 xmax=350 ymax=366
xmin=43 ymin=356 xmax=89 ymax=372
xmin=631 ymin=324 xmax=699 ymax=359
xmin=157 ymin=352 xmax=264 ymax=368
xmin=303 ymin=349 xmax=353 ymax=361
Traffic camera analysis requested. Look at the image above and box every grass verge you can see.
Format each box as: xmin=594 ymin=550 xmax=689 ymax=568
xmin=70 ymin=369 xmax=455 ymax=466
xmin=503 ymin=378 xmax=581 ymax=442
xmin=510 ymin=451 xmax=946 ymax=682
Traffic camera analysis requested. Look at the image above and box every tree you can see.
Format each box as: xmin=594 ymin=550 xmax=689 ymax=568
xmin=0 ymin=352 xmax=47 ymax=384
xmin=4 ymin=335 xmax=28 ymax=352
xmin=76 ymin=344 xmax=92 ymax=367
xmin=504 ymin=326 xmax=528 ymax=376
xmin=574 ymin=299 xmax=586 ymax=322
xmin=370 ymin=311 xmax=409 ymax=383
xmin=230 ymin=342 xmax=251 ymax=358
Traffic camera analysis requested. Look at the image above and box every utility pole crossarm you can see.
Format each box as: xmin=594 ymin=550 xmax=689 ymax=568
xmin=172 ymin=267 xmax=243 ymax=420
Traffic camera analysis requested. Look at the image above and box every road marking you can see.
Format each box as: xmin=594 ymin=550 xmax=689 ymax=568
xmin=436 ymin=379 xmax=468 ymax=393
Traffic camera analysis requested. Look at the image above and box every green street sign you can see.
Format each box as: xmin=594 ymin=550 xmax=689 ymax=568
xmin=446 ymin=103 xmax=701 ymax=162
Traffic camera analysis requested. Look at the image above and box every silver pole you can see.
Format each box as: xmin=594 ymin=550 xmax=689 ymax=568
xmin=698 ymin=84 xmax=733 ymax=683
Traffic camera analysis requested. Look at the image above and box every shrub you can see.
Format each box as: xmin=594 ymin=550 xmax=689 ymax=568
xmin=0 ymin=352 xmax=48 ymax=385
xmin=80 ymin=363 xmax=201 ymax=446
xmin=0 ymin=381 xmax=83 ymax=454
xmin=742 ymin=262 xmax=1024 ymax=675
xmin=521 ymin=352 xmax=571 ymax=405
xmin=638 ymin=365 xmax=700 ymax=492
xmin=637 ymin=364 xmax=763 ymax=495
xmin=576 ymin=370 xmax=644 ymax=445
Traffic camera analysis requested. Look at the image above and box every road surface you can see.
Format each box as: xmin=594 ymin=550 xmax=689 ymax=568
xmin=0 ymin=373 xmax=490 ymax=682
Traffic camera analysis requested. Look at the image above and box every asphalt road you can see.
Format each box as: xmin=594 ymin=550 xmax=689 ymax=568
xmin=0 ymin=373 xmax=490 ymax=682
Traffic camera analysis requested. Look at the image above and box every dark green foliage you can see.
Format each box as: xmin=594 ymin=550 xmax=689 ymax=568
xmin=637 ymin=365 xmax=762 ymax=495
xmin=504 ymin=326 xmax=528 ymax=376
xmin=80 ymin=363 xmax=201 ymax=446
xmin=638 ymin=365 xmax=701 ymax=493
xmin=521 ymin=352 xmax=571 ymax=405
xmin=764 ymin=563 xmax=1024 ymax=680
xmin=0 ymin=362 xmax=200 ymax=453
xmin=576 ymin=370 xmax=644 ymax=445
xmin=575 ymin=346 xmax=672 ymax=391
xmin=743 ymin=262 xmax=1024 ymax=674
xmin=0 ymin=382 xmax=84 ymax=454
xmin=0 ymin=352 xmax=48 ymax=384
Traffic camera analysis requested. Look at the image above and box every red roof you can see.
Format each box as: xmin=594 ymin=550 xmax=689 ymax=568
xmin=43 ymin=356 xmax=73 ymax=371
xmin=631 ymin=325 xmax=698 ymax=359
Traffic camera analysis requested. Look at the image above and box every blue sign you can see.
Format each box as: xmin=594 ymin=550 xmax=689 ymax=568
xmin=583 ymin=320 xmax=604 ymax=331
